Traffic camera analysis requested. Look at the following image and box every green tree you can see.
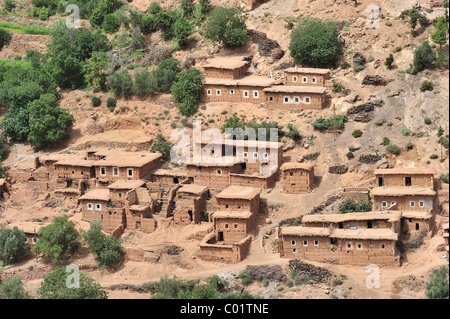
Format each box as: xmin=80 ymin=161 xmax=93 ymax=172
xmin=151 ymin=134 xmax=173 ymax=161
xmin=431 ymin=17 xmax=448 ymax=49
xmin=425 ymin=266 xmax=449 ymax=299
xmin=0 ymin=276 xmax=32 ymax=299
xmin=408 ymin=8 xmax=428 ymax=30
xmin=339 ymin=198 xmax=372 ymax=213
xmin=413 ymin=41 xmax=437 ymax=73
xmin=199 ymin=0 xmax=212 ymax=15
xmin=385 ymin=54 xmax=394 ymax=68
xmin=27 ymin=93 xmax=75 ymax=149
xmin=0 ymin=227 xmax=29 ymax=265
xmin=170 ymin=68 xmax=203 ymax=116
xmin=108 ymin=69 xmax=133 ymax=98
xmin=0 ymin=28 xmax=12 ymax=50
xmin=133 ymin=69 xmax=157 ymax=97
xmin=33 ymin=215 xmax=81 ymax=264
xmin=174 ymin=18 xmax=193 ymax=47
xmin=3 ymin=0 xmax=16 ymax=12
xmin=153 ymin=57 xmax=180 ymax=92
xmin=222 ymin=114 xmax=246 ymax=138
xmin=38 ymin=267 xmax=108 ymax=299
xmin=181 ymin=0 xmax=195 ymax=17
xmin=84 ymin=52 xmax=110 ymax=92
xmin=203 ymin=7 xmax=249 ymax=47
xmin=289 ymin=19 xmax=340 ymax=68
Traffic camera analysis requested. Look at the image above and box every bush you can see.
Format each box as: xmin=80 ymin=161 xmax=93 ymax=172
xmin=346 ymin=151 xmax=354 ymax=159
xmin=385 ymin=54 xmax=394 ymax=68
xmin=287 ymin=124 xmax=301 ymax=140
xmin=108 ymin=69 xmax=133 ymax=98
xmin=0 ymin=227 xmax=29 ymax=265
xmin=170 ymin=68 xmax=203 ymax=116
xmin=102 ymin=13 xmax=121 ymax=34
xmin=401 ymin=128 xmax=411 ymax=136
xmin=420 ymin=80 xmax=434 ymax=92
xmin=203 ymin=6 xmax=248 ymax=47
xmin=424 ymin=118 xmax=432 ymax=125
xmin=430 ymin=154 xmax=439 ymax=159
xmin=151 ymin=134 xmax=173 ymax=161
xmin=91 ymin=97 xmax=101 ymax=107
xmin=0 ymin=28 xmax=12 ymax=50
xmin=133 ymin=69 xmax=157 ymax=97
xmin=425 ymin=266 xmax=449 ymax=299
xmin=440 ymin=173 xmax=449 ymax=184
xmin=386 ymin=144 xmax=401 ymax=155
xmin=413 ymin=41 xmax=437 ymax=73
xmin=339 ymin=198 xmax=372 ymax=213
xmin=153 ymin=58 xmax=180 ymax=92
xmin=352 ymin=129 xmax=363 ymax=138
xmin=173 ymin=18 xmax=193 ymax=47
xmin=106 ymin=97 xmax=117 ymax=109
xmin=382 ymin=137 xmax=391 ymax=146
xmin=312 ymin=116 xmax=348 ymax=131
xmin=340 ymin=61 xmax=350 ymax=69
xmin=289 ymin=19 xmax=340 ymax=68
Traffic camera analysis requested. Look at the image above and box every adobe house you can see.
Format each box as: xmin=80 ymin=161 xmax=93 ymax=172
xmin=186 ymin=158 xmax=242 ymax=188
xmin=443 ymin=222 xmax=449 ymax=253
xmin=79 ymin=188 xmax=115 ymax=224
xmin=284 ymin=67 xmax=331 ymax=87
xmin=199 ymin=232 xmax=252 ymax=263
xmin=280 ymin=162 xmax=315 ymax=193
xmin=107 ymin=180 xmax=146 ymax=202
xmin=53 ymin=159 xmax=96 ymax=181
xmin=401 ymin=211 xmax=434 ymax=235
xmin=374 ymin=168 xmax=435 ymax=189
xmin=202 ymin=57 xmax=251 ymax=79
xmin=151 ymin=169 xmax=186 ymax=187
xmin=302 ymin=211 xmax=402 ymax=233
xmin=212 ymin=210 xmax=255 ymax=242
xmin=263 ymin=86 xmax=327 ymax=110
xmin=278 ymin=227 xmax=400 ymax=266
xmin=6 ymin=222 xmax=48 ymax=247
xmin=173 ymin=184 xmax=209 ymax=225
xmin=93 ymin=151 xmax=162 ymax=182
xmin=202 ymin=76 xmax=275 ymax=104
xmin=371 ymin=187 xmax=436 ymax=212
xmin=124 ymin=187 xmax=156 ymax=232
xmin=215 ymin=185 xmax=261 ymax=214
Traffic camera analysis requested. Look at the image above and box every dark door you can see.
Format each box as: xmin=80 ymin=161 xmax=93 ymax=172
xmin=218 ymin=232 xmax=224 ymax=241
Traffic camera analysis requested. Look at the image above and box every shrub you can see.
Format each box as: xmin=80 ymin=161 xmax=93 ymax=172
xmin=91 ymin=97 xmax=101 ymax=107
xmin=386 ymin=144 xmax=401 ymax=155
xmin=405 ymin=142 xmax=414 ymax=150
xmin=425 ymin=266 xmax=449 ymax=299
xmin=170 ymin=68 xmax=203 ymax=116
xmin=382 ymin=137 xmax=391 ymax=146
xmin=440 ymin=173 xmax=449 ymax=184
xmin=133 ymin=69 xmax=157 ymax=97
xmin=375 ymin=119 xmax=386 ymax=126
xmin=420 ymin=80 xmax=434 ymax=92
xmin=287 ymin=124 xmax=301 ymax=140
xmin=413 ymin=41 xmax=437 ymax=73
xmin=203 ymin=7 xmax=248 ymax=47
xmin=0 ymin=28 xmax=12 ymax=50
xmin=346 ymin=151 xmax=354 ymax=159
xmin=430 ymin=154 xmax=439 ymax=159
xmin=340 ymin=61 xmax=350 ymax=69
xmin=312 ymin=116 xmax=348 ymax=131
xmin=106 ymin=97 xmax=117 ymax=109
xmin=424 ymin=118 xmax=432 ymax=125
xmin=353 ymin=65 xmax=365 ymax=72
xmin=108 ymin=69 xmax=133 ymax=98
xmin=289 ymin=19 xmax=340 ymax=68
xmin=102 ymin=14 xmax=120 ymax=34
xmin=385 ymin=54 xmax=394 ymax=68
xmin=0 ymin=227 xmax=29 ymax=265
xmin=151 ymin=134 xmax=173 ymax=161
xmin=339 ymin=198 xmax=372 ymax=213
xmin=401 ymin=128 xmax=411 ymax=136
xmin=332 ymin=81 xmax=342 ymax=93
xmin=352 ymin=129 xmax=363 ymax=138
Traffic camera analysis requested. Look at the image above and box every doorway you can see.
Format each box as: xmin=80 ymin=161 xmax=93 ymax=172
xmin=188 ymin=210 xmax=193 ymax=222
xmin=218 ymin=232 xmax=224 ymax=241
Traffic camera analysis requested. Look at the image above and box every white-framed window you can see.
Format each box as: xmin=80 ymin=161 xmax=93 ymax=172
xmin=357 ymin=243 xmax=363 ymax=250
xmin=95 ymin=204 xmax=102 ymax=211
xmin=207 ymin=89 xmax=212 ymax=95
xmin=410 ymin=201 xmax=415 ymax=207
xmin=302 ymin=77 xmax=308 ymax=83
xmin=253 ymin=152 xmax=258 ymax=159
xmin=230 ymin=89 xmax=235 ymax=95
xmin=291 ymin=240 xmax=296 ymax=246
xmin=381 ymin=244 xmax=386 ymax=250
xmin=292 ymin=76 xmax=298 ymax=83
xmin=87 ymin=203 xmax=94 ymax=211
xmin=217 ymin=169 xmax=222 ymax=176
xmin=294 ymin=97 xmax=300 ymax=103
xmin=127 ymin=168 xmax=134 ymax=177
xmin=243 ymin=152 xmax=248 ymax=158
xmin=312 ymin=77 xmax=317 ymax=84
xmin=304 ymin=97 xmax=311 ymax=104
xmin=283 ymin=96 xmax=289 ymax=103
xmin=113 ymin=167 xmax=119 ymax=176
xmin=347 ymin=243 xmax=352 ymax=250
xmin=100 ymin=167 xmax=106 ymax=176
xmin=263 ymin=153 xmax=269 ymax=159
xmin=382 ymin=201 xmax=388 ymax=207
xmin=225 ymin=224 xmax=229 ymax=228
xmin=243 ymin=90 xmax=249 ymax=98
xmin=216 ymin=89 xmax=221 ymax=96
xmin=314 ymin=240 xmax=319 ymax=246
xmin=253 ymin=90 xmax=259 ymax=98
xmin=303 ymin=240 xmax=308 ymax=246
xmin=32 ymin=238 xmax=37 ymax=243
xmin=419 ymin=201 xmax=425 ymax=207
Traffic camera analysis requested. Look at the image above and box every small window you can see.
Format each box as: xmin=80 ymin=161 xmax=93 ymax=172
xmin=32 ymin=238 xmax=37 ymax=243
xmin=357 ymin=243 xmax=363 ymax=250
xmin=382 ymin=201 xmax=388 ymax=207
xmin=207 ymin=89 xmax=212 ymax=95
xmin=291 ymin=240 xmax=296 ymax=246
xmin=314 ymin=241 xmax=319 ymax=246
xmin=225 ymin=224 xmax=229 ymax=228
xmin=216 ymin=89 xmax=221 ymax=96
xmin=290 ymin=172 xmax=294 ymax=177
xmin=283 ymin=97 xmax=289 ymax=103
xmin=294 ymin=97 xmax=300 ymax=103
xmin=225 ymin=205 xmax=229 ymax=209
xmin=302 ymin=77 xmax=308 ymax=83
xmin=95 ymin=204 xmax=102 ymax=211
xmin=419 ymin=201 xmax=425 ymax=207
xmin=81 ymin=171 xmax=84 ymax=175
xmin=253 ymin=91 xmax=259 ymax=98
xmin=312 ymin=77 xmax=317 ymax=84
xmin=113 ymin=167 xmax=119 ymax=176
xmin=243 ymin=152 xmax=248 ymax=158
xmin=243 ymin=91 xmax=249 ymax=98
xmin=234 ymin=224 xmax=238 ymax=229
xmin=217 ymin=169 xmax=222 ymax=176
xmin=304 ymin=97 xmax=311 ymax=104
xmin=293 ymin=248 xmax=297 ymax=253
xmin=410 ymin=201 xmax=415 ymax=207
xmin=381 ymin=244 xmax=385 ymax=249
xmin=100 ymin=167 xmax=106 ymax=176
xmin=292 ymin=76 xmax=298 ymax=83
xmin=303 ymin=240 xmax=308 ymax=246
xmin=72 ymin=171 xmax=75 ymax=175
xmin=253 ymin=152 xmax=258 ymax=158
xmin=347 ymin=243 xmax=352 ymax=250
xmin=87 ymin=203 xmax=94 ymax=211
xmin=127 ymin=168 xmax=133 ymax=177
xmin=237 ymin=205 xmax=241 ymax=210
xmin=263 ymin=153 xmax=269 ymax=159
xmin=269 ymin=96 xmax=273 ymax=101
xmin=230 ymin=89 xmax=235 ymax=95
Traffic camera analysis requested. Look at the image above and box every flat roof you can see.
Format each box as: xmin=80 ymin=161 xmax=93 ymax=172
xmin=213 ymin=210 xmax=253 ymax=219
xmin=54 ymin=159 xmax=96 ymax=168
xmin=280 ymin=162 xmax=315 ymax=171
xmin=108 ymin=180 xmax=146 ymax=190
xmin=302 ymin=211 xmax=402 ymax=223
xmin=187 ymin=156 xmax=238 ymax=167
xmin=280 ymin=226 xmax=331 ymax=237
xmin=198 ymin=139 xmax=284 ymax=149
xmin=332 ymin=228 xmax=398 ymax=241
xmin=178 ymin=184 xmax=208 ymax=195
xmin=79 ymin=189 xmax=110 ymax=201
xmin=93 ymin=152 xmax=161 ymax=168
xmin=6 ymin=222 xmax=48 ymax=234
xmin=401 ymin=211 xmax=433 ymax=220
xmin=203 ymin=57 xmax=250 ymax=70
xmin=284 ymin=67 xmax=331 ymax=75
xmin=372 ymin=187 xmax=436 ymax=197
xmin=374 ymin=168 xmax=435 ymax=175
xmin=152 ymin=169 xmax=186 ymax=177
xmin=263 ymin=86 xmax=327 ymax=94
xmin=203 ymin=75 xmax=275 ymax=87
xmin=216 ymin=185 xmax=261 ymax=200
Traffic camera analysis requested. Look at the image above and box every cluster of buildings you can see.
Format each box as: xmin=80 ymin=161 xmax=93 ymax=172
xmin=200 ymin=56 xmax=330 ymax=110
xmin=278 ymin=168 xmax=441 ymax=266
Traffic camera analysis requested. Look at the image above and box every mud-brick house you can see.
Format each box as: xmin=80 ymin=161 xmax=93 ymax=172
xmin=186 ymin=157 xmax=242 ymax=188
xmin=53 ymin=159 xmax=96 ymax=181
xmin=371 ymin=187 xmax=436 ymax=212
xmin=301 ymin=211 xmax=402 ymax=233
xmin=107 ymin=180 xmax=146 ymax=202
xmin=151 ymin=169 xmax=186 ymax=187
xmin=215 ymin=186 xmax=261 ymax=214
xmin=124 ymin=187 xmax=156 ymax=232
xmin=401 ymin=211 xmax=434 ymax=235
xmin=202 ymin=57 xmax=251 ymax=79
xmin=263 ymin=86 xmax=327 ymax=110
xmin=199 ymin=232 xmax=252 ymax=263
xmin=278 ymin=227 xmax=332 ymax=260
xmin=280 ymin=162 xmax=315 ymax=193
xmin=443 ymin=222 xmax=449 ymax=254
xmin=202 ymin=76 xmax=275 ymax=104
xmin=93 ymin=151 xmax=162 ymax=182
xmin=79 ymin=188 xmax=115 ymax=223
xmin=173 ymin=184 xmax=209 ymax=225
xmin=6 ymin=222 xmax=48 ymax=247
xmin=284 ymin=67 xmax=331 ymax=87
xmin=374 ymin=168 xmax=435 ymax=189
xmin=212 ymin=210 xmax=256 ymax=242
